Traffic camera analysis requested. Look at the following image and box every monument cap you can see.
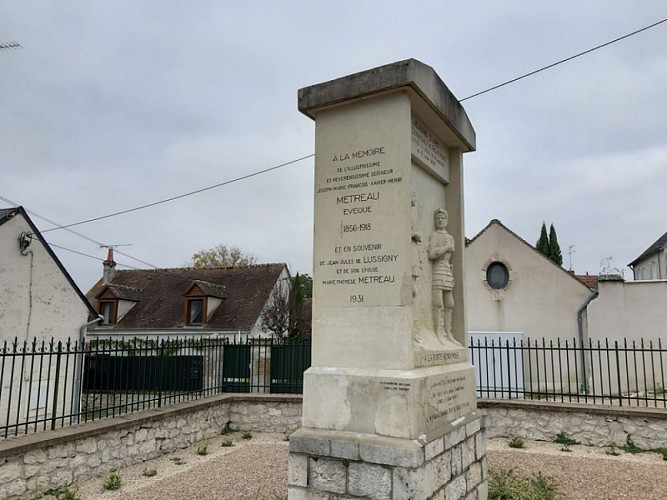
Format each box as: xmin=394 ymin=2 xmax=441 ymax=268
xmin=298 ymin=58 xmax=476 ymax=151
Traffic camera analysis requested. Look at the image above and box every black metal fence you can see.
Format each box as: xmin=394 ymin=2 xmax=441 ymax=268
xmin=3 ymin=334 xmax=664 ymax=438
xmin=0 ymin=336 xmax=311 ymax=439
xmin=469 ymin=337 xmax=667 ymax=408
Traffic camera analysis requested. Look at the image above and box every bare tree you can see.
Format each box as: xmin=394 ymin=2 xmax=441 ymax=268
xmin=260 ymin=273 xmax=312 ymax=340
xmin=187 ymin=244 xmax=257 ymax=268
xmin=260 ymin=288 xmax=290 ymax=339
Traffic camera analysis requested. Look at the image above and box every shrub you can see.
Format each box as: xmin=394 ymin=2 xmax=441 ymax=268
xmin=197 ymin=442 xmax=209 ymax=456
xmin=553 ymin=433 xmax=579 ymax=446
xmin=142 ymin=468 xmax=158 ymax=477
xmin=220 ymin=421 xmax=236 ymax=435
xmin=103 ymin=472 xmax=121 ymax=491
xmin=507 ymin=436 xmax=525 ymax=449
xmin=221 ymin=437 xmax=234 ymax=447
xmin=605 ymin=446 xmax=620 ymax=456
xmin=621 ymin=436 xmax=642 ymax=454
xmin=43 ymin=487 xmax=78 ymax=500
xmin=489 ymin=468 xmax=560 ymax=500
xmin=242 ymin=431 xmax=253 ymax=440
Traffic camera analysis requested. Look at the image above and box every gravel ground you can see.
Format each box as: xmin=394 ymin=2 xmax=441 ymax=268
xmin=71 ymin=434 xmax=667 ymax=499
xmin=75 ymin=432 xmax=289 ymax=500
xmin=487 ymin=437 xmax=667 ymax=499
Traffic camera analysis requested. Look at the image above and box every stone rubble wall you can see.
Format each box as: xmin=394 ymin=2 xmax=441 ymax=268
xmin=480 ymin=399 xmax=667 ymax=449
xmin=1 ymin=396 xmax=665 ymax=499
xmin=288 ymin=413 xmax=487 ymax=500
xmin=0 ymin=394 xmax=302 ymax=500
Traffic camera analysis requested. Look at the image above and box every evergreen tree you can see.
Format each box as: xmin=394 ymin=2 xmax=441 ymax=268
xmin=536 ymin=222 xmax=549 ymax=257
xmin=548 ymin=224 xmax=563 ymax=266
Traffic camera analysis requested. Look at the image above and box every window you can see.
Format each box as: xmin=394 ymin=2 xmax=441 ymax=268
xmin=99 ymin=300 xmax=116 ymax=324
xmin=187 ymin=298 xmax=205 ymax=325
xmin=486 ymin=262 xmax=509 ymax=290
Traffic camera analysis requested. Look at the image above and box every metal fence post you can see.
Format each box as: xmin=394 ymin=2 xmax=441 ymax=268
xmin=50 ymin=342 xmax=62 ymax=430
xmin=615 ymin=340 xmax=623 ymax=406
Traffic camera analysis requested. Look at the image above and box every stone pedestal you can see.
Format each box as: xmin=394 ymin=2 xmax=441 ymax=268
xmin=293 ymin=59 xmax=483 ymax=499
xmin=289 ymin=414 xmax=487 ymax=500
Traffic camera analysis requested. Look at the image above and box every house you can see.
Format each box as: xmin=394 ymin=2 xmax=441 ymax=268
xmin=85 ymin=256 xmax=291 ymax=340
xmin=464 ymin=220 xmax=597 ymax=394
xmin=465 ymin=219 xmax=595 ymax=343
xmin=1 ymin=206 xmax=97 ymax=432
xmin=0 ymin=206 xmax=97 ymax=342
xmin=628 ymin=231 xmax=667 ymax=280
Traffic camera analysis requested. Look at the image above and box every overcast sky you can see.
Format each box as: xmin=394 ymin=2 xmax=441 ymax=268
xmin=2 ymin=1 xmax=666 ymax=291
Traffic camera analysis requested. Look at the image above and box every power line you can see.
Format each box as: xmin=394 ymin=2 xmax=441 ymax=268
xmin=45 ymin=241 xmax=144 ymax=271
xmin=459 ymin=16 xmax=667 ymax=102
xmin=0 ymin=41 xmax=21 ymax=51
xmin=0 ymin=195 xmax=160 ymax=269
xmin=37 ymin=16 xmax=667 ymax=236
xmin=41 ymin=153 xmax=314 ymax=233
xmin=5 ymin=14 xmax=665 ymax=270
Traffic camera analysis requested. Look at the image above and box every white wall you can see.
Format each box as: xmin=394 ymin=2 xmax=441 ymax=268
xmin=1 ymin=213 xmax=91 ymax=431
xmin=589 ymin=279 xmax=667 ymax=344
xmin=0 ymin=214 xmax=90 ymax=344
xmin=587 ymin=279 xmax=667 ymax=395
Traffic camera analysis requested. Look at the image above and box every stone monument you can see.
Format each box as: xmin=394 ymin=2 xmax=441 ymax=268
xmin=289 ymin=59 xmax=487 ymax=499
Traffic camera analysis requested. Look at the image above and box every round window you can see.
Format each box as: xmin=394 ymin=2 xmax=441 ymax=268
xmin=486 ymin=262 xmax=509 ymax=290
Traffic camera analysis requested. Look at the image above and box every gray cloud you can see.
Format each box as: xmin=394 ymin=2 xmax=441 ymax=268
xmin=2 ymin=1 xmax=666 ymax=288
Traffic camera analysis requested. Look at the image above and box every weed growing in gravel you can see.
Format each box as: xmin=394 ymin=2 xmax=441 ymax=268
xmin=197 ymin=442 xmax=209 ymax=456
xmin=553 ymin=433 xmax=579 ymax=446
xmin=43 ymin=486 xmax=79 ymax=500
xmin=242 ymin=431 xmax=253 ymax=440
xmin=605 ymin=446 xmax=620 ymax=456
xmin=651 ymin=447 xmax=667 ymax=460
xmin=103 ymin=472 xmax=121 ymax=491
xmin=221 ymin=437 xmax=234 ymax=447
xmin=489 ymin=468 xmax=560 ymax=500
xmin=560 ymin=445 xmax=572 ymax=452
xmin=142 ymin=468 xmax=158 ymax=477
xmin=170 ymin=456 xmax=186 ymax=465
xmin=507 ymin=436 xmax=525 ymax=449
xmin=621 ymin=436 xmax=642 ymax=454
xmin=220 ymin=421 xmax=236 ymax=435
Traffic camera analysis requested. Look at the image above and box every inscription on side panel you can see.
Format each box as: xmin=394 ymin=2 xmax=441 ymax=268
xmin=411 ymin=117 xmax=449 ymax=183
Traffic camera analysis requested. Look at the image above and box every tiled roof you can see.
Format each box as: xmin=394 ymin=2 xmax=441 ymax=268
xmin=96 ymin=284 xmax=143 ymax=302
xmin=86 ymin=264 xmax=286 ymax=330
xmin=575 ymin=274 xmax=598 ymax=290
xmin=628 ymin=231 xmax=667 ymax=267
xmin=0 ymin=208 xmax=17 ymax=221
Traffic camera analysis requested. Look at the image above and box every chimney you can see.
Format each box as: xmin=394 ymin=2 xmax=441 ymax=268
xmin=102 ymin=248 xmax=117 ymax=285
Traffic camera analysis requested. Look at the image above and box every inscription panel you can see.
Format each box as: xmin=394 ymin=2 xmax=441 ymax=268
xmin=425 ymin=369 xmax=476 ymax=430
xmin=411 ymin=117 xmax=449 ymax=183
xmin=314 ymin=145 xmax=407 ymax=307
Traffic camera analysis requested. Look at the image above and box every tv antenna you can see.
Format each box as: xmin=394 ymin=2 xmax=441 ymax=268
xmin=568 ymin=245 xmax=576 ymax=271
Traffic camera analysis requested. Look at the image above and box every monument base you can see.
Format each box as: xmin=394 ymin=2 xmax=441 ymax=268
xmin=288 ymin=413 xmax=487 ymax=500
xmin=302 ymin=363 xmax=477 ymax=440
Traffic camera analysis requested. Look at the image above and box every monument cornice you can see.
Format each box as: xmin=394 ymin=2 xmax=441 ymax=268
xmin=298 ymin=58 xmax=476 ymax=152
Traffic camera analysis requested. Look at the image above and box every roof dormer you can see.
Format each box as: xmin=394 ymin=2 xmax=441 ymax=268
xmin=95 ymin=284 xmax=141 ymax=325
xmin=183 ymin=281 xmax=227 ymax=326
